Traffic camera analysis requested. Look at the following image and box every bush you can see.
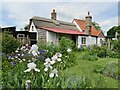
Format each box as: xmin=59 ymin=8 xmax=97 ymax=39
xmin=89 ymin=45 xmax=107 ymax=58
xmin=2 ymin=32 xmax=20 ymax=54
xmin=59 ymin=37 xmax=75 ymax=54
xmin=107 ymin=50 xmax=118 ymax=58
xmin=111 ymin=39 xmax=120 ymax=58
xmin=82 ymin=52 xmax=98 ymax=61
xmin=94 ymin=62 xmax=119 ymax=79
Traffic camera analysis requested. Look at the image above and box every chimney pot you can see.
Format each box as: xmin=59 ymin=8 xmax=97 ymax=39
xmin=51 ymin=9 xmax=57 ymax=20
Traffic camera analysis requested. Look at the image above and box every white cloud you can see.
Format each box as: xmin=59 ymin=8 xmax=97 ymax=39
xmin=2 ymin=2 xmax=118 ymax=33
xmin=2 ymin=0 xmax=120 ymax=2
xmin=98 ymin=16 xmax=118 ymax=35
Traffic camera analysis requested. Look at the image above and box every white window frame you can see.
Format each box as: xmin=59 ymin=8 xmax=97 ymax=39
xmin=81 ymin=37 xmax=86 ymax=45
xmin=17 ymin=34 xmax=25 ymax=38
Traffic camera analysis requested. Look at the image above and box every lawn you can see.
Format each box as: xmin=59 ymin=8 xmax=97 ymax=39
xmin=62 ymin=52 xmax=119 ymax=88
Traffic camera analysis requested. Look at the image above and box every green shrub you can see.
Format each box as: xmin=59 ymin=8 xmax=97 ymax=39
xmin=59 ymin=36 xmax=75 ymax=54
xmin=94 ymin=62 xmax=119 ymax=79
xmin=89 ymin=45 xmax=107 ymax=58
xmin=2 ymin=32 xmax=20 ymax=54
xmin=111 ymin=39 xmax=120 ymax=58
xmin=82 ymin=52 xmax=98 ymax=61
xmin=94 ymin=65 xmax=105 ymax=73
xmin=107 ymin=50 xmax=118 ymax=58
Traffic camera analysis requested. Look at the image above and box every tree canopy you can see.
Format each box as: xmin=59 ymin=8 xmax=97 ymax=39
xmin=107 ymin=25 xmax=120 ymax=36
xmin=92 ymin=22 xmax=101 ymax=30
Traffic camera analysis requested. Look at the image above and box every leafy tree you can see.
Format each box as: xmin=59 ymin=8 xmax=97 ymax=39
xmin=92 ymin=22 xmax=101 ymax=30
xmin=112 ymin=39 xmax=120 ymax=58
xmin=24 ymin=24 xmax=29 ymax=30
xmin=107 ymin=25 xmax=120 ymax=36
xmin=59 ymin=37 xmax=75 ymax=54
xmin=2 ymin=31 xmax=20 ymax=54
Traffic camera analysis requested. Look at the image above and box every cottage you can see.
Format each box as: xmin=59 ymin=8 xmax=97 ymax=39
xmin=28 ymin=9 xmax=85 ymax=46
xmin=28 ymin=9 xmax=105 ymax=47
xmin=73 ymin=12 xmax=105 ymax=47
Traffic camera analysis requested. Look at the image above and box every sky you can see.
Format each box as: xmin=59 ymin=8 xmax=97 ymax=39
xmin=0 ymin=0 xmax=119 ymax=35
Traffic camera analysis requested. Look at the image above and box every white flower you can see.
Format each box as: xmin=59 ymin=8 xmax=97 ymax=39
xmin=28 ymin=44 xmax=39 ymax=56
xmin=18 ymin=54 xmax=20 ymax=56
xmin=15 ymin=56 xmax=18 ymax=59
xmin=49 ymin=69 xmax=58 ymax=78
xmin=56 ymin=53 xmax=62 ymax=57
xmin=21 ymin=53 xmax=24 ymax=56
xmin=67 ymin=48 xmax=72 ymax=52
xmin=24 ymin=62 xmax=40 ymax=72
xmin=51 ymin=55 xmax=58 ymax=61
xmin=28 ymin=60 xmax=31 ymax=62
xmin=57 ymin=58 xmax=61 ymax=62
xmin=20 ymin=46 xmax=26 ymax=50
xmin=15 ymin=50 xmax=19 ymax=53
xmin=44 ymin=58 xmax=55 ymax=65
xmin=19 ymin=60 xmax=22 ymax=62
xmin=26 ymin=80 xmax=31 ymax=83
xmin=44 ymin=68 xmax=48 ymax=72
xmin=44 ymin=58 xmax=54 ymax=72
xmin=32 ymin=51 xmax=38 ymax=56
xmin=22 ymin=58 xmax=26 ymax=61
xmin=51 ymin=53 xmax=62 ymax=62
xmin=11 ymin=57 xmax=14 ymax=60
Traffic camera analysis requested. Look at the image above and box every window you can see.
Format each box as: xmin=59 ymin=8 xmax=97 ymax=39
xmin=81 ymin=37 xmax=86 ymax=44
xmin=17 ymin=34 xmax=25 ymax=38
xmin=32 ymin=26 xmax=34 ymax=31
xmin=17 ymin=34 xmax=25 ymax=45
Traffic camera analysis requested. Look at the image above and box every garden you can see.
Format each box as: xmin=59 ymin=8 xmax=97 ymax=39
xmin=1 ymin=32 xmax=120 ymax=89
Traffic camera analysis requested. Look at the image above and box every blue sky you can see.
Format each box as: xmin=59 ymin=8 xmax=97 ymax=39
xmin=0 ymin=0 xmax=119 ymax=35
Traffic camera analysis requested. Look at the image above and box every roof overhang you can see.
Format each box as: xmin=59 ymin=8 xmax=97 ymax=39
xmin=37 ymin=26 xmax=87 ymax=35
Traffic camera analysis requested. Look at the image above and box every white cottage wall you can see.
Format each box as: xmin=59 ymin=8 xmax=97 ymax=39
xmin=46 ymin=31 xmax=58 ymax=44
xmin=86 ymin=36 xmax=96 ymax=46
xmin=97 ymin=38 xmax=104 ymax=46
xmin=78 ymin=36 xmax=97 ymax=48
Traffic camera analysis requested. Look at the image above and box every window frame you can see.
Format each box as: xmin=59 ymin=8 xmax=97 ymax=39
xmin=17 ymin=34 xmax=25 ymax=38
xmin=81 ymin=37 xmax=86 ymax=45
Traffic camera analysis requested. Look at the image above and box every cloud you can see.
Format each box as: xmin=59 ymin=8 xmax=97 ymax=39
xmin=1 ymin=2 xmax=118 ymax=33
xmin=2 ymin=0 xmax=120 ymax=2
xmin=98 ymin=16 xmax=118 ymax=35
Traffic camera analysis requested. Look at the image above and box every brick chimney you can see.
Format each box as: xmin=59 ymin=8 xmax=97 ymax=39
xmin=51 ymin=9 xmax=57 ymax=20
xmin=85 ymin=12 xmax=92 ymax=35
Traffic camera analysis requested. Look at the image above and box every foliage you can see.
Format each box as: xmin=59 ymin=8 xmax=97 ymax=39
xmin=92 ymin=22 xmax=101 ymax=30
xmin=107 ymin=25 xmax=120 ymax=36
xmin=82 ymin=52 xmax=98 ymax=61
xmin=94 ymin=61 xmax=119 ymax=79
xmin=2 ymin=43 xmax=77 ymax=88
xmin=59 ymin=36 xmax=75 ymax=54
xmin=112 ymin=39 xmax=120 ymax=58
xmin=89 ymin=45 xmax=107 ymax=58
xmin=2 ymin=31 xmax=20 ymax=54
xmin=107 ymin=39 xmax=120 ymax=58
xmin=107 ymin=50 xmax=118 ymax=58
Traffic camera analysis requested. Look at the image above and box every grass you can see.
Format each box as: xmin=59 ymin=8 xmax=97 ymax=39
xmin=62 ymin=52 xmax=119 ymax=88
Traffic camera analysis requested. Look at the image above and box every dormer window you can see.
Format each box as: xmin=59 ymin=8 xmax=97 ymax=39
xmin=32 ymin=26 xmax=34 ymax=31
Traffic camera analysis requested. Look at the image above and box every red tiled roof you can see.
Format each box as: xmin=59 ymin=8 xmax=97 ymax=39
xmin=74 ymin=19 xmax=101 ymax=36
xmin=38 ymin=26 xmax=87 ymax=35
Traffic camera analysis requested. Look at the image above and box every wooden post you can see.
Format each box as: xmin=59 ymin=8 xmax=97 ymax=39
xmin=25 ymin=80 xmax=31 ymax=90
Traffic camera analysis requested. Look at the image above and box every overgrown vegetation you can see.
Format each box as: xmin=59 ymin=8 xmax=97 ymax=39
xmin=2 ymin=36 xmax=119 ymax=88
xmin=2 ymin=31 xmax=20 ymax=54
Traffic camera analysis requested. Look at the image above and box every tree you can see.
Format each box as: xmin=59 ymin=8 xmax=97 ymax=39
xmin=92 ymin=22 xmax=101 ymax=30
xmin=107 ymin=25 xmax=120 ymax=36
xmin=24 ymin=24 xmax=29 ymax=30
xmin=2 ymin=31 xmax=20 ymax=54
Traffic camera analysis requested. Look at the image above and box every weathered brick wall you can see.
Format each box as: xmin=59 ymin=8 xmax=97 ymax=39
xmin=37 ymin=28 xmax=46 ymax=44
